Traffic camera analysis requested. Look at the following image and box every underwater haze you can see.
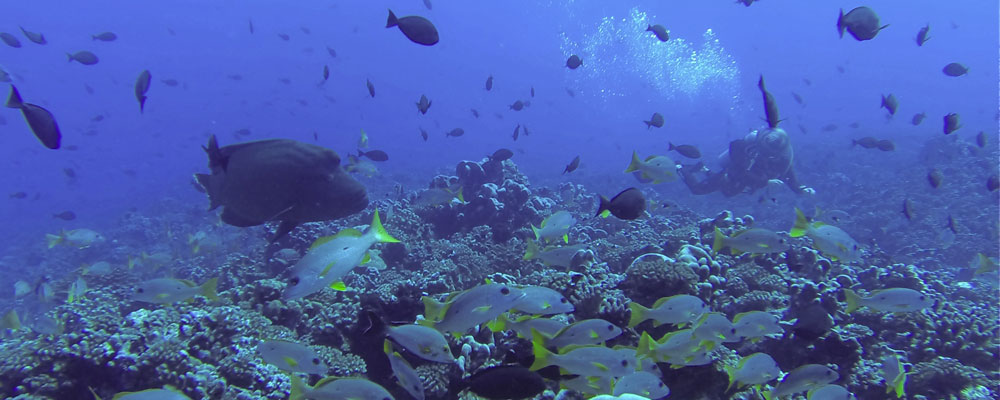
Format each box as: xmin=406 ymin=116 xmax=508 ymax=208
xmin=0 ymin=0 xmax=998 ymax=399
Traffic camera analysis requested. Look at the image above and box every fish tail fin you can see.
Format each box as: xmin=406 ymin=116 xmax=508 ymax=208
xmin=66 ymin=53 xmax=73 ymax=62
xmin=790 ymin=207 xmax=809 ymax=237
xmin=836 ymin=9 xmax=845 ymax=38
xmin=524 ymin=241 xmax=539 ymax=261
xmin=386 ymin=9 xmax=398 ymax=28
xmin=891 ymin=372 xmax=907 ymax=398
xmin=45 ymin=233 xmax=63 ymax=249
xmin=529 ymin=329 xmax=554 ymax=371
xmin=628 ymin=302 xmax=651 ymax=328
xmin=844 ymin=289 xmax=861 ymax=313
xmin=636 ymin=331 xmax=655 ymax=359
xmin=88 ymin=386 xmax=103 ymax=400
xmin=358 ymin=149 xmax=364 ymax=158
xmin=624 ymin=151 xmax=642 ymax=173
xmin=139 ymin=95 xmax=147 ymax=113
xmin=370 ymin=209 xmax=400 ymax=243
xmin=5 ymin=85 xmax=23 ymax=109
xmin=421 ymin=295 xmax=446 ymax=321
xmin=724 ymin=364 xmax=736 ymax=391
xmin=668 ymin=142 xmax=676 ymax=151
xmin=879 ymin=23 xmax=890 ymax=32
xmin=454 ymin=187 xmax=464 ymax=203
xmin=595 ymin=195 xmax=611 ymax=218
xmin=644 ymin=120 xmax=652 ymax=129
xmin=762 ymin=390 xmax=774 ymax=400
xmin=486 ymin=312 xmax=509 ymax=332
xmin=712 ymin=227 xmax=727 ymax=253
xmin=975 ymin=253 xmax=996 ymax=274
xmin=531 ymin=225 xmax=541 ymax=241
xmin=289 ymin=374 xmax=309 ymax=400
xmin=200 ymin=278 xmax=219 ymax=301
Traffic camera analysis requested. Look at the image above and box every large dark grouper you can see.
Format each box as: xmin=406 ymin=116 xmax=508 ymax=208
xmin=194 ymin=135 xmax=368 ymax=242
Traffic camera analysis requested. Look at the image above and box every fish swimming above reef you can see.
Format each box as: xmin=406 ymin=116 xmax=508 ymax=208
xmin=194 ymin=135 xmax=368 ymax=241
xmin=531 ymin=210 xmax=576 ymax=243
xmin=712 ymin=227 xmax=789 ymax=255
xmin=843 ymin=288 xmax=933 ymax=313
xmin=566 ymin=55 xmax=582 ymax=69
xmin=644 ymin=112 xmax=664 ymax=129
xmin=624 ymin=151 xmax=676 ymax=184
xmin=290 ymin=376 xmax=395 ymax=400
xmin=646 ymin=24 xmax=669 ymax=41
xmin=596 ymin=187 xmax=646 ymax=220
xmin=420 ymin=283 xmax=525 ymax=334
xmin=132 ymin=277 xmax=218 ymax=304
xmin=790 ymin=208 xmax=861 ymax=262
xmin=283 ymin=210 xmax=399 ymax=300
xmin=767 ymin=364 xmax=839 ymax=399
xmin=257 ymin=340 xmax=330 ymax=374
xmin=46 ymin=228 xmax=105 ymax=249
xmin=135 ymin=69 xmax=152 ymax=113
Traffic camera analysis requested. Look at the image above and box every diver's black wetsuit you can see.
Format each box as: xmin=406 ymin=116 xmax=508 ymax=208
xmin=680 ymin=127 xmax=806 ymax=197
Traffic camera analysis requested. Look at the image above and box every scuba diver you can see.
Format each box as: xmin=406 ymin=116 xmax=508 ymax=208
xmin=679 ymin=75 xmax=814 ymax=197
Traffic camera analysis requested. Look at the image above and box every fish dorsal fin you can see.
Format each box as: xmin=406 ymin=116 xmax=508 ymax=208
xmin=333 ymin=228 xmax=364 ymax=239
xmin=652 ymin=294 xmax=681 ymax=308
xmin=179 ymin=279 xmax=197 ymax=287
xmin=309 ymin=235 xmax=337 ymax=250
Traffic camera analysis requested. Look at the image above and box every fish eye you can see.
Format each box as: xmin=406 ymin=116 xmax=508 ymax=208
xmin=620 ymin=360 xmax=628 ymax=367
xmin=136 ymin=288 xmax=144 ymax=293
xmin=560 ymin=297 xmax=568 ymax=303
xmin=919 ymin=296 xmax=926 ymax=301
xmin=500 ymin=287 xmax=510 ymax=295
xmin=312 ymin=358 xmax=320 ymax=365
xmin=290 ymin=277 xmax=300 ymax=287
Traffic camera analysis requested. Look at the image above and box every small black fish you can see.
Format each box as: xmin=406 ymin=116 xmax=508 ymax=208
xmin=248 ymin=20 xmax=254 ymax=34
xmin=322 ymin=65 xmax=330 ymax=82
xmin=456 ymin=365 xmax=545 ymax=400
xmin=423 ymin=0 xmax=433 ymax=10
xmin=5 ymin=86 xmax=61 ymax=150
xmin=509 ymin=100 xmax=524 ymax=111
xmin=0 ymin=32 xmax=22 ymax=48
xmin=91 ymin=115 xmax=104 ymax=122
xmin=902 ymin=199 xmax=914 ymax=221
xmin=911 ymin=112 xmax=926 ymax=126
xmin=19 ymin=26 xmax=46 ymax=45
xmin=566 ymin=55 xmax=582 ymax=69
xmin=850 ymin=138 xmax=875 ymax=149
xmin=366 ymin=79 xmax=375 ymax=98
xmin=563 ymin=155 xmax=580 ymax=174
xmin=791 ymin=92 xmax=804 ymax=105
xmin=277 ymin=33 xmax=290 ymax=41
xmin=758 ymin=75 xmax=780 ymax=128
xmin=53 ymin=211 xmax=76 ymax=221
xmin=135 ymin=70 xmax=152 ymax=113
xmin=522 ymin=125 xmax=530 ymax=136
xmin=822 ymin=123 xmax=838 ymax=132
xmin=945 ymin=215 xmax=957 ymax=234
xmin=300 ymin=26 xmax=311 ymax=34
xmin=644 ymin=112 xmax=664 ymax=129
xmin=848 ymin=122 xmax=860 ymax=129
xmin=161 ymin=79 xmax=179 ymax=87
xmin=313 ymin=131 xmax=318 ymax=141
xmin=942 ymin=63 xmax=968 ymax=77
xmin=646 ymin=24 xmax=669 ymax=42
xmin=358 ymin=149 xmax=389 ymax=162
xmin=943 ymin=113 xmax=960 ymax=135
xmin=227 ymin=74 xmax=243 ymax=81
xmin=880 ymin=94 xmax=898 ymax=115
xmin=63 ymin=168 xmax=77 ymax=178
xmin=470 ymin=109 xmax=480 ymax=118
xmin=927 ymin=169 xmax=943 ymax=188
xmin=420 ymin=128 xmax=429 ymax=141
xmin=326 ymin=46 xmax=337 ymax=58
xmin=596 ymin=187 xmax=646 ymax=220
xmin=976 ymin=131 xmax=987 ymax=148
xmin=837 ymin=6 xmax=889 ymax=41
xmin=445 ymin=128 xmax=464 ymax=137
xmin=9 ymin=192 xmax=27 ymax=199
xmin=485 ymin=75 xmax=493 ymax=91
xmin=915 ymin=24 xmax=930 ymax=46
xmin=386 ymin=9 xmax=439 ymax=46
xmin=68 ymin=51 xmax=99 ymax=65
xmin=93 ymin=32 xmax=118 ymax=41
xmin=512 ymin=124 xmax=520 ymax=141
xmin=530 ymin=87 xmax=535 ymax=97
xmin=416 ymin=94 xmax=431 ymax=114
xmin=565 ymin=88 xmax=575 ymax=97
xmin=668 ymin=142 xmax=701 ymax=158
xmin=988 ymin=175 xmax=999 ymax=192
xmin=490 ymin=148 xmax=514 ymax=162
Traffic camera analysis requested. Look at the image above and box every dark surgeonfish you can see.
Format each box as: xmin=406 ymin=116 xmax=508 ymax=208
xmin=942 ymin=63 xmax=968 ymax=77
xmin=67 ymin=51 xmax=99 ymax=65
xmin=566 ymin=55 xmax=582 ymax=69
xmin=416 ymin=94 xmax=431 ymax=114
xmin=758 ymin=75 xmax=780 ymax=128
xmin=943 ymin=113 xmax=961 ymax=135
xmin=5 ymin=85 xmax=61 ymax=149
xmin=485 ymin=75 xmax=493 ymax=91
xmin=19 ymin=27 xmax=46 ymax=44
xmin=135 ymin=70 xmax=152 ymax=113
xmin=366 ymin=79 xmax=375 ymax=98
xmin=358 ymin=149 xmax=389 ymax=162
xmin=596 ymin=187 xmax=646 ymax=220
xmin=194 ymin=135 xmax=368 ymax=242
xmin=668 ymin=142 xmax=701 ymax=158
xmin=646 ymin=24 xmax=669 ymax=41
xmin=0 ymin=32 xmax=21 ymax=48
xmin=93 ymin=32 xmax=117 ymax=41
xmin=644 ymin=112 xmax=664 ymax=129
xmin=911 ymin=112 xmax=926 ymax=125
xmin=837 ymin=7 xmax=888 ymax=41
xmin=386 ymin=9 xmax=438 ymax=46
xmin=881 ymin=94 xmax=898 ymax=115
xmin=915 ymin=24 xmax=930 ymax=46
xmin=563 ymin=155 xmax=580 ymax=174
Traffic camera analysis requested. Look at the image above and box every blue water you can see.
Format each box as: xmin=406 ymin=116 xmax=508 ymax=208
xmin=1 ymin=0 xmax=998 ymax=398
